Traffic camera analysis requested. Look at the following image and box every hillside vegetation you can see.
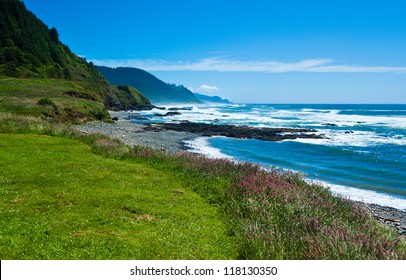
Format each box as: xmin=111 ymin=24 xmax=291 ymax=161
xmin=0 ymin=0 xmax=151 ymax=118
xmin=0 ymin=76 xmax=110 ymax=122
xmin=97 ymin=66 xmax=200 ymax=104
xmin=110 ymin=85 xmax=151 ymax=110
xmin=194 ymin=92 xmax=232 ymax=104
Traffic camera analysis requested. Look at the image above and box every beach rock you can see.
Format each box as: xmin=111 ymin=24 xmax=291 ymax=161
xmin=155 ymin=112 xmax=183 ymax=117
xmin=322 ymin=123 xmax=338 ymax=127
xmin=143 ymin=122 xmax=325 ymax=142
xmin=111 ymin=117 xmax=119 ymax=121
xmin=359 ymin=203 xmax=406 ymax=236
xmin=164 ymin=112 xmax=182 ymax=116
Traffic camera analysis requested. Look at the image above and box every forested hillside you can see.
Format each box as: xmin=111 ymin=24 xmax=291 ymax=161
xmin=97 ymin=66 xmax=200 ymax=104
xmin=0 ymin=0 xmax=151 ymax=114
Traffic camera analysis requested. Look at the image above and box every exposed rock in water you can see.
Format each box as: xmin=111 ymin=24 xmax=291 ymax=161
xmin=164 ymin=112 xmax=182 ymax=116
xmin=322 ymin=123 xmax=338 ymax=127
xmin=155 ymin=112 xmax=183 ymax=117
xmin=143 ymin=122 xmax=326 ymax=142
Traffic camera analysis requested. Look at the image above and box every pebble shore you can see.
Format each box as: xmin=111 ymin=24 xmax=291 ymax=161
xmin=76 ymin=114 xmax=196 ymax=153
xmin=76 ymin=111 xmax=405 ymax=236
xmin=358 ymin=203 xmax=406 ymax=236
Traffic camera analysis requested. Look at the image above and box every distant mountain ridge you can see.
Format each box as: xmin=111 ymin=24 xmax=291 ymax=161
xmin=97 ymin=66 xmax=200 ymax=104
xmin=0 ymin=0 xmax=150 ymax=111
xmin=97 ymin=66 xmax=232 ymax=105
xmin=194 ymin=93 xmax=232 ymax=104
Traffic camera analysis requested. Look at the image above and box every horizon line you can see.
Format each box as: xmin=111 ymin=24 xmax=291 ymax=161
xmin=90 ymin=57 xmax=406 ymax=74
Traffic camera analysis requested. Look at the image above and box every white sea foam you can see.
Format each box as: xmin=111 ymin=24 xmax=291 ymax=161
xmin=183 ymin=137 xmax=233 ymax=160
xmin=307 ymin=179 xmax=406 ymax=210
xmin=294 ymin=129 xmax=406 ymax=147
xmin=135 ymin=103 xmax=406 ymax=128
xmin=300 ymin=110 xmax=406 ymax=128
xmin=302 ymin=108 xmax=335 ymax=113
xmin=266 ymin=107 xmax=406 ymax=129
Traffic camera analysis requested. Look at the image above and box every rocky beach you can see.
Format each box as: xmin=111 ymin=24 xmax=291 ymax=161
xmin=358 ymin=203 xmax=406 ymax=236
xmin=76 ymin=111 xmax=406 ymax=236
xmin=77 ymin=118 xmax=196 ymax=153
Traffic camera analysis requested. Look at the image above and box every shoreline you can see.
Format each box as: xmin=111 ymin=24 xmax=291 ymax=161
xmin=77 ymin=114 xmax=196 ymax=154
xmin=357 ymin=202 xmax=406 ymax=236
xmin=76 ymin=111 xmax=406 ymax=236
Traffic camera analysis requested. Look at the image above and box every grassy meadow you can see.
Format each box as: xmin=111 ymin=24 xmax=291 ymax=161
xmin=0 ymin=76 xmax=109 ymax=122
xmin=0 ymin=132 xmax=237 ymax=259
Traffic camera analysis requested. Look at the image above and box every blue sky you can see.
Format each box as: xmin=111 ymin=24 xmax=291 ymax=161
xmin=24 ymin=0 xmax=406 ymax=103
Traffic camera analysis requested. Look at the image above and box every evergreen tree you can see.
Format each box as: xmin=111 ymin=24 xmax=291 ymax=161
xmin=49 ymin=27 xmax=59 ymax=43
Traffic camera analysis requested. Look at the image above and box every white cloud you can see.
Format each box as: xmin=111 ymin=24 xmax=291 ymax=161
xmin=91 ymin=57 xmax=406 ymax=74
xmin=196 ymin=84 xmax=218 ymax=92
xmin=187 ymin=84 xmax=218 ymax=93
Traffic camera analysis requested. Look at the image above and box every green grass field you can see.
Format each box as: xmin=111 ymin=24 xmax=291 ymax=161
xmin=0 ymin=77 xmax=108 ymax=122
xmin=0 ymin=134 xmax=237 ymax=259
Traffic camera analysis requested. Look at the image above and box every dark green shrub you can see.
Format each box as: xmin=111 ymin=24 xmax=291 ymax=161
xmin=37 ymin=98 xmax=56 ymax=107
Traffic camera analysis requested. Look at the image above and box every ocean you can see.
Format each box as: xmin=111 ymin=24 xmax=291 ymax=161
xmin=131 ymin=104 xmax=406 ymax=210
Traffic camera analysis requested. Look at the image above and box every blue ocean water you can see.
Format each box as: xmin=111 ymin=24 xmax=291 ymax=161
xmin=132 ymin=104 xmax=406 ymax=209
